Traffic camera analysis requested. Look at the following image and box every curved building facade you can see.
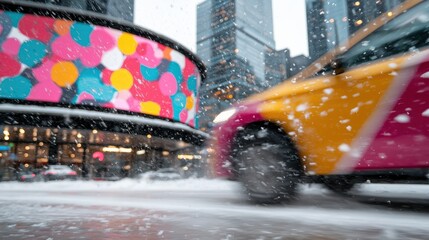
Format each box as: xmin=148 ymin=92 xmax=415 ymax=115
xmin=0 ymin=1 xmax=206 ymax=180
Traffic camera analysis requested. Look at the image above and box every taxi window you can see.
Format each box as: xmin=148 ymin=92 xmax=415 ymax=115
xmin=341 ymin=2 xmax=429 ymax=68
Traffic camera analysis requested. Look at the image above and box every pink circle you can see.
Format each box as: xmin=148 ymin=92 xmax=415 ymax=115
xmin=81 ymin=47 xmax=102 ymax=67
xmin=33 ymin=59 xmax=54 ymax=83
xmin=2 ymin=38 xmax=21 ymax=56
xmin=91 ymin=28 xmax=115 ymax=51
xmin=159 ymin=73 xmax=178 ymax=96
xmin=179 ymin=110 xmax=188 ymax=123
xmin=52 ymin=35 xmax=82 ymax=60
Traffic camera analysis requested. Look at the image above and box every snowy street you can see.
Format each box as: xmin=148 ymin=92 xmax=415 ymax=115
xmin=0 ymin=179 xmax=429 ymax=239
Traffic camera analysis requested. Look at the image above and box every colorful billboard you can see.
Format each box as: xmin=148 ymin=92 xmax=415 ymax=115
xmin=0 ymin=10 xmax=203 ymax=128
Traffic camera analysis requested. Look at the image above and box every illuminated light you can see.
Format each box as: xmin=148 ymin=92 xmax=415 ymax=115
xmin=354 ymin=1 xmax=360 ymax=6
xmin=77 ymin=143 xmax=82 ymax=148
xmin=162 ymin=151 xmax=170 ymax=156
xmin=329 ymin=18 xmax=335 ymax=23
xmin=33 ymin=137 xmax=37 ymax=141
xmin=37 ymin=158 xmax=48 ymax=163
xmin=387 ymin=11 xmax=393 ymax=17
xmin=123 ymin=165 xmax=131 ymax=170
xmin=182 ymin=166 xmax=189 ymax=171
xmin=234 ymin=48 xmax=239 ymax=53
xmin=177 ymin=154 xmax=194 ymax=160
xmin=24 ymin=153 xmax=29 ymax=158
xmin=77 ymin=133 xmax=82 ymax=138
xmin=39 ymin=142 xmax=44 ymax=146
xmin=25 ymin=146 xmax=30 ymax=150
xmin=137 ymin=150 xmax=146 ymax=155
xmin=147 ymin=134 xmax=152 ymax=139
xmin=70 ymin=153 xmax=76 ymax=158
xmin=3 ymin=130 xmax=9 ymax=135
xmin=213 ymin=108 xmax=236 ymax=124
xmin=119 ymin=147 xmax=132 ymax=153
xmin=0 ymin=153 xmax=2 ymax=157
xmin=355 ymin=19 xmax=363 ymax=26
xmin=24 ymin=163 xmax=29 ymax=168
xmin=92 ymin=129 xmax=98 ymax=134
xmin=4 ymin=136 xmax=9 ymax=141
xmin=19 ymin=129 xmax=25 ymax=134
xmin=102 ymin=147 xmax=132 ymax=153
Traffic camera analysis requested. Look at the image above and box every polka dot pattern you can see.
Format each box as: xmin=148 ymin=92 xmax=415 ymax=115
xmin=0 ymin=11 xmax=201 ymax=127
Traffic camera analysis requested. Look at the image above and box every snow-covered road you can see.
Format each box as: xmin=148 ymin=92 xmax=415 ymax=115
xmin=0 ymin=179 xmax=428 ymax=239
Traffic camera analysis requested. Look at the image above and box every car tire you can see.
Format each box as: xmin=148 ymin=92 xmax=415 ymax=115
xmin=233 ymin=125 xmax=302 ymax=204
xmin=323 ymin=176 xmax=355 ymax=194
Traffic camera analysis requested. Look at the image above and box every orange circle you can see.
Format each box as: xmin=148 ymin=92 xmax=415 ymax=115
xmin=51 ymin=61 xmax=79 ymax=87
xmin=54 ymin=20 xmax=73 ymax=35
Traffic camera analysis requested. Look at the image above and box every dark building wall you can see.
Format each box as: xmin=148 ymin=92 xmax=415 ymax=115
xmin=197 ymin=0 xmax=278 ymax=131
xmin=21 ymin=0 xmax=134 ymax=22
xmin=307 ymin=0 xmax=405 ymax=62
xmin=306 ymin=0 xmax=328 ymax=62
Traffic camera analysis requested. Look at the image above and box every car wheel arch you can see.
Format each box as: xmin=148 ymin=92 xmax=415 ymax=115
xmin=229 ymin=121 xmax=304 ymax=178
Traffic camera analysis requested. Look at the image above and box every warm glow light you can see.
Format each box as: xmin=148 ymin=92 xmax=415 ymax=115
xmin=329 ymin=18 xmax=334 ymax=23
xmin=3 ymin=130 xmax=9 ymax=135
xmin=147 ymin=134 xmax=152 ymax=139
xmin=39 ymin=142 xmax=44 ymax=146
xmin=77 ymin=143 xmax=82 ymax=148
xmin=102 ymin=146 xmax=132 ymax=153
xmin=355 ymin=19 xmax=363 ymax=26
xmin=24 ymin=153 xmax=29 ymax=158
xmin=70 ymin=153 xmax=76 ymax=158
xmin=387 ymin=11 xmax=393 ymax=17
xmin=137 ymin=150 xmax=146 ymax=155
xmin=177 ymin=154 xmax=202 ymax=160
xmin=77 ymin=133 xmax=82 ymax=138
xmin=4 ymin=136 xmax=9 ymax=141
xmin=24 ymin=163 xmax=29 ymax=168
xmin=25 ymin=146 xmax=30 ymax=150
xmin=354 ymin=1 xmax=360 ymax=6
xmin=162 ymin=151 xmax=170 ymax=156
xmin=92 ymin=129 xmax=98 ymax=134
xmin=19 ymin=128 xmax=25 ymax=134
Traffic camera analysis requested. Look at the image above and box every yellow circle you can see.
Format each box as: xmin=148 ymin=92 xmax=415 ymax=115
xmin=51 ymin=61 xmax=79 ymax=87
xmin=140 ymin=101 xmax=161 ymax=116
xmin=186 ymin=96 xmax=194 ymax=110
xmin=118 ymin=33 xmax=137 ymax=55
xmin=111 ymin=68 xmax=133 ymax=90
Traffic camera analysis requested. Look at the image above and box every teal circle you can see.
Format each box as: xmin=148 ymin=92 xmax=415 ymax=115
xmin=0 ymin=76 xmax=32 ymax=99
xmin=187 ymin=75 xmax=197 ymax=93
xmin=70 ymin=22 xmax=93 ymax=47
xmin=141 ymin=65 xmax=159 ymax=81
xmin=5 ymin=12 xmax=23 ymax=27
xmin=172 ymin=92 xmax=187 ymax=121
xmin=168 ymin=62 xmax=183 ymax=83
xmin=18 ymin=40 xmax=47 ymax=67
xmin=76 ymin=68 xmax=116 ymax=103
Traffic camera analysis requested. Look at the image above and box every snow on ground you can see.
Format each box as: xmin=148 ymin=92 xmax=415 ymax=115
xmin=0 ymin=179 xmax=429 ymax=236
xmin=0 ymin=178 xmax=240 ymax=192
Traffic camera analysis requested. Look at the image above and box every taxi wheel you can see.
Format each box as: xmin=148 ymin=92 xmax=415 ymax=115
xmin=234 ymin=126 xmax=301 ymax=204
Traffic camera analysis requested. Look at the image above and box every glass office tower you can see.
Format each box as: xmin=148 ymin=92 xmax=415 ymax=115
xmin=197 ymin=0 xmax=284 ymax=131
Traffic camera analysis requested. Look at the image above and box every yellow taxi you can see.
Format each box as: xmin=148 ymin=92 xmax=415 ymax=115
xmin=210 ymin=0 xmax=429 ymax=203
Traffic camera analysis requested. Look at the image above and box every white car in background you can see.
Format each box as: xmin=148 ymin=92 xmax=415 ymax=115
xmin=42 ymin=165 xmax=78 ymax=181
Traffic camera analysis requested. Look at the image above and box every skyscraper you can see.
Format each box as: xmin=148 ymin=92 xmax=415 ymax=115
xmin=197 ymin=0 xmax=284 ymax=131
xmin=21 ymin=0 xmax=134 ymax=22
xmin=307 ymin=0 xmax=405 ymax=61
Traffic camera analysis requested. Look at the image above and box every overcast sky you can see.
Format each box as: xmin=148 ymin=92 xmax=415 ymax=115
xmin=134 ymin=0 xmax=308 ymax=57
